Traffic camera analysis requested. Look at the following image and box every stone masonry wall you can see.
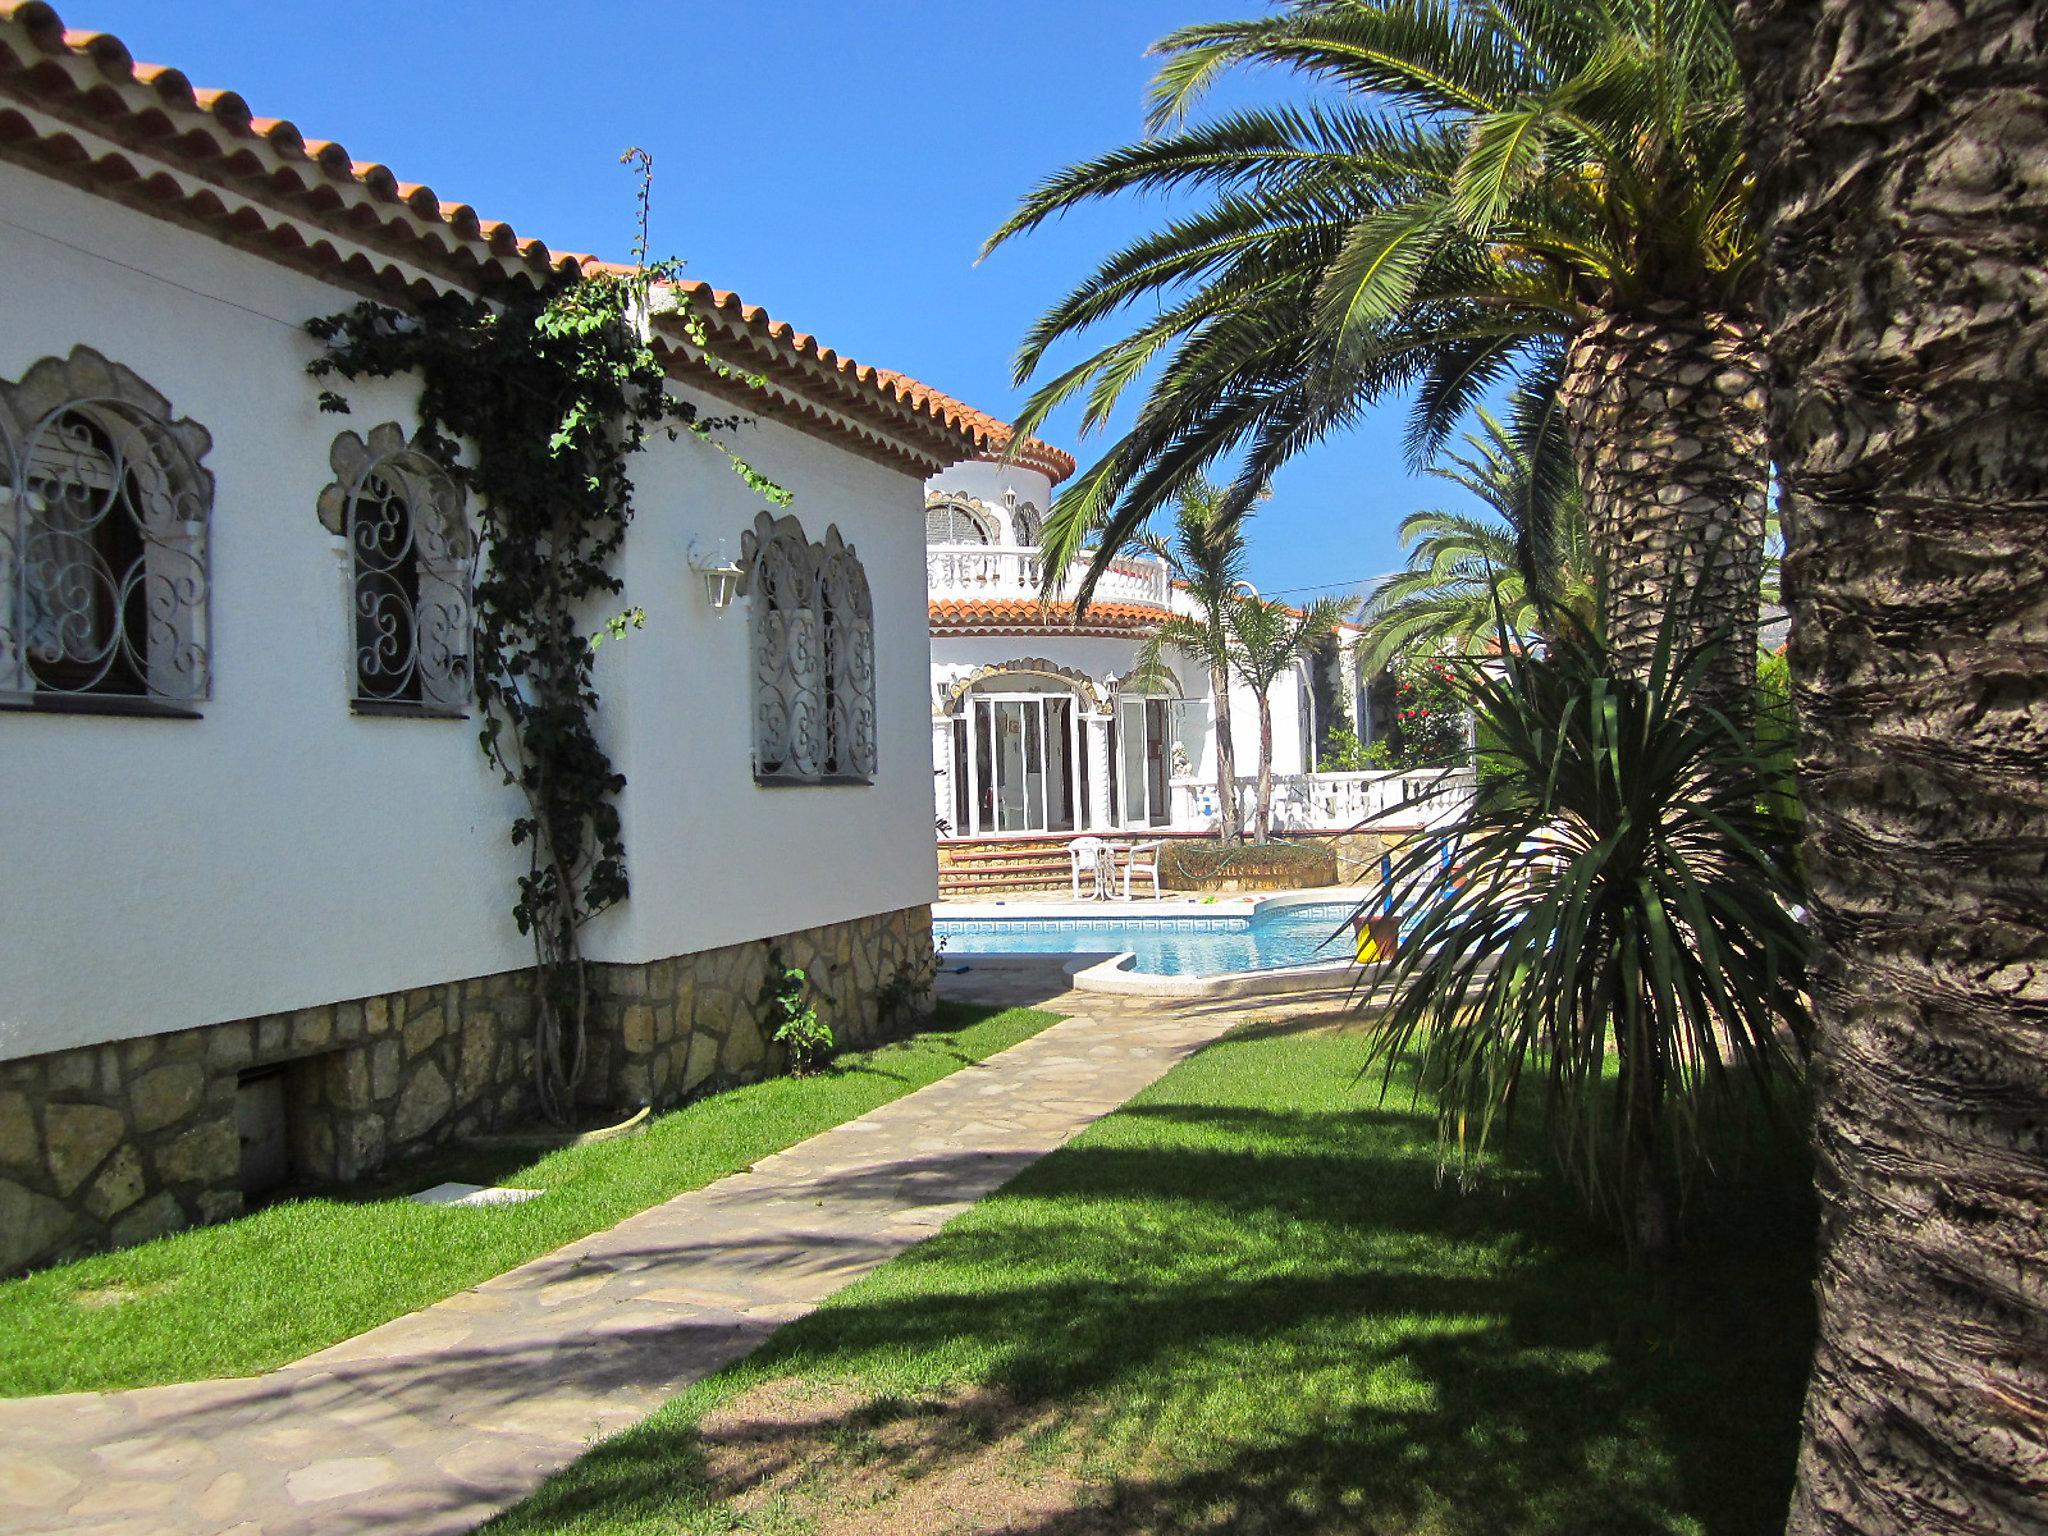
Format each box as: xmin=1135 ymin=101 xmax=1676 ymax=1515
xmin=0 ymin=903 xmax=935 ymax=1276
xmin=581 ymin=903 xmax=938 ymax=1112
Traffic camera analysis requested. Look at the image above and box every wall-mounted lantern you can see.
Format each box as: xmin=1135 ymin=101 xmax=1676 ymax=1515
xmin=687 ymin=538 xmax=745 ymax=613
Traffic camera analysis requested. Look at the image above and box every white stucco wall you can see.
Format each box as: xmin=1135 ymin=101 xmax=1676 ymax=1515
xmin=0 ymin=161 xmax=937 ymax=1062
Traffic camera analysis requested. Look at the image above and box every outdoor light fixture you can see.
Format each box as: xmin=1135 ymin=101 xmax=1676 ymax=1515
xmin=686 ymin=537 xmax=744 ymax=612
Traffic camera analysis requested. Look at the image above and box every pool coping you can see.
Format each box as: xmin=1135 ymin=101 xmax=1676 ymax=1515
xmin=935 ymin=887 xmax=1392 ymax=1001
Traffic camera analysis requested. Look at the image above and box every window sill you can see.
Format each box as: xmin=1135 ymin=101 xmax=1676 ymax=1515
xmin=351 ymin=699 xmax=471 ymax=721
xmin=754 ymin=774 xmax=876 ymax=789
xmin=0 ymin=692 xmax=203 ymax=720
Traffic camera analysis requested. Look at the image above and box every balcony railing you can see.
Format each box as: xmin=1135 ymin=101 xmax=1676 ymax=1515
xmin=926 ymin=544 xmax=1172 ymax=610
xmin=1168 ymin=768 xmax=1477 ymax=833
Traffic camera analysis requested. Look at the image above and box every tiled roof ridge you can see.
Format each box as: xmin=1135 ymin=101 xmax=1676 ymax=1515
xmin=929 ymin=598 xmax=1162 ymax=638
xmin=0 ymin=1 xmax=1073 ymax=480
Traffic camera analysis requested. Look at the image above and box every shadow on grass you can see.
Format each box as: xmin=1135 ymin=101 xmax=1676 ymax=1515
xmin=489 ymin=1082 xmax=1817 ymax=1536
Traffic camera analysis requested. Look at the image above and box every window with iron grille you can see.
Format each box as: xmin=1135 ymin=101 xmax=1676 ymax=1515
xmin=318 ymin=424 xmax=473 ymax=713
xmin=924 ymin=495 xmax=995 ymax=545
xmin=0 ymin=348 xmax=212 ymax=711
xmin=742 ymin=510 xmax=875 ymax=784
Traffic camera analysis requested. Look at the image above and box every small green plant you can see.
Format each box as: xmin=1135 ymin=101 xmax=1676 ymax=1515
xmin=761 ymin=952 xmax=834 ymax=1075
xmin=1316 ymin=725 xmax=1371 ymax=771
xmin=875 ymin=942 xmax=940 ymax=1030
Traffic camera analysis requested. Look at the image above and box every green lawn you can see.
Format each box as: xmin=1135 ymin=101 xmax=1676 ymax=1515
xmin=489 ymin=1016 xmax=1816 ymax=1536
xmin=0 ymin=1002 xmax=1058 ymax=1397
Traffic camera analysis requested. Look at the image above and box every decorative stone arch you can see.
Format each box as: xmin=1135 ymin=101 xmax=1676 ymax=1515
xmin=924 ymin=492 xmax=999 ymax=546
xmin=1104 ymin=664 xmax=1185 ymax=710
xmin=0 ymin=345 xmax=215 ymax=703
xmin=938 ymin=657 xmax=1108 ymax=716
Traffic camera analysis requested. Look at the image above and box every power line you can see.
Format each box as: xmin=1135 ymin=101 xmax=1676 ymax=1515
xmin=0 ymin=211 xmax=310 ymax=335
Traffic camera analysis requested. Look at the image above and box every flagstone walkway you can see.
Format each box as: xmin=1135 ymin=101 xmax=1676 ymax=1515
xmin=0 ymin=961 xmax=1289 ymax=1536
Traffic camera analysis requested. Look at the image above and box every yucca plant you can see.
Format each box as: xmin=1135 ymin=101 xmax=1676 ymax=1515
xmin=1362 ymin=629 xmax=1811 ymax=1261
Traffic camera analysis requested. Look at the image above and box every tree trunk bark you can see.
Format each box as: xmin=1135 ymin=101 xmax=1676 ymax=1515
xmin=1559 ymin=304 xmax=1772 ymax=719
xmin=1737 ymin=1 xmax=2048 ymax=1530
xmin=1253 ymin=694 xmax=1274 ymax=844
xmin=1211 ymin=659 xmax=1242 ymax=845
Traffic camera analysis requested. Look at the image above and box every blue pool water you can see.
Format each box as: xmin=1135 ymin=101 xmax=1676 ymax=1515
xmin=935 ymin=900 xmax=1371 ymax=977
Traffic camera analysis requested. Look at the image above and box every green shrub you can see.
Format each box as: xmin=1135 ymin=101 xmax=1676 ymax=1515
xmin=760 ymin=954 xmax=834 ymax=1074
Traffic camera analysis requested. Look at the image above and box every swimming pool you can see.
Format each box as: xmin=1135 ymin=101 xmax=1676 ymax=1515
xmin=935 ymin=899 xmax=1372 ymax=977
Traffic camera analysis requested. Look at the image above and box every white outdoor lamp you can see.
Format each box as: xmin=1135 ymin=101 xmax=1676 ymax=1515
xmin=686 ymin=537 xmax=744 ymax=613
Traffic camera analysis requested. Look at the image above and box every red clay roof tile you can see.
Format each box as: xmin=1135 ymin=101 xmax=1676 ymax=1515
xmin=0 ymin=1 xmax=1071 ymax=480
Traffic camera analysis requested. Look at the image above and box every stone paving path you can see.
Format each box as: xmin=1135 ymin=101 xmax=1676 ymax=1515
xmin=0 ymin=964 xmax=1276 ymax=1536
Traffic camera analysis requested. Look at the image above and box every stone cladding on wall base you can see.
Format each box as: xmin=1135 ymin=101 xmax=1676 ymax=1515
xmin=0 ymin=903 xmax=935 ymax=1276
xmin=582 ymin=904 xmax=939 ymax=1112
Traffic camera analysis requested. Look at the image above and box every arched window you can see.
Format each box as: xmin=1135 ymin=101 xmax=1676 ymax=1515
xmin=1011 ymin=500 xmax=1044 ymax=547
xmin=924 ymin=495 xmax=995 ymax=546
xmin=319 ymin=424 xmax=473 ymax=711
xmin=818 ymin=527 xmax=877 ymax=779
xmin=742 ymin=511 xmax=876 ymax=784
xmin=1 ymin=348 xmax=212 ymax=708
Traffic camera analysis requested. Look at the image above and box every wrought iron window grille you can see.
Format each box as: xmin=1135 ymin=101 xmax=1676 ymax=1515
xmin=0 ymin=347 xmax=213 ymax=710
xmin=741 ymin=510 xmax=877 ymax=786
xmin=318 ymin=423 xmax=474 ymax=715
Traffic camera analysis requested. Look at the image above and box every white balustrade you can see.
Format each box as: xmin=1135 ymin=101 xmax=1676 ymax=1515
xmin=1166 ymin=768 xmax=1477 ymax=833
xmin=925 ymin=544 xmax=1171 ymax=609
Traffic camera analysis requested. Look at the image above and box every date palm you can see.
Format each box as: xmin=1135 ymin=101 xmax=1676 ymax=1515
xmin=1358 ymin=408 xmax=1593 ymax=673
xmin=1223 ymin=592 xmax=1351 ymax=842
xmin=989 ymin=0 xmax=1770 ymax=711
xmin=1739 ymin=0 xmax=2048 ymax=1528
xmin=1127 ymin=478 xmax=1256 ymax=844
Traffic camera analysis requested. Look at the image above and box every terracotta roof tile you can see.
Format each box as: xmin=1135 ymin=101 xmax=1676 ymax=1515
xmin=929 ymin=599 xmax=1162 ymax=638
xmin=0 ymin=1 xmax=1069 ymax=480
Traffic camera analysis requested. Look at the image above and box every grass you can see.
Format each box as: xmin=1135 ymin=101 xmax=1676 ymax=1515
xmin=0 ymin=1001 xmax=1059 ymax=1397
xmin=488 ymin=1016 xmax=1817 ymax=1536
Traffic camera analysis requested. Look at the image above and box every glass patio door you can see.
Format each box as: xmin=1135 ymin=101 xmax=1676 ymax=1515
xmin=958 ymin=693 xmax=1080 ymax=836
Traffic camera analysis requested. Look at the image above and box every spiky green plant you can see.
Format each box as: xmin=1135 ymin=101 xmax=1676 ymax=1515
xmin=1361 ymin=629 xmax=1811 ymax=1261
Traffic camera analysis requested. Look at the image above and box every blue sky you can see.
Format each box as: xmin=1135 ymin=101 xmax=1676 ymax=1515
xmin=81 ymin=1 xmax=1454 ymax=598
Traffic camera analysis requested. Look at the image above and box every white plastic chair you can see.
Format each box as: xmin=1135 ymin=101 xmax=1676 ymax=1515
xmin=1067 ymin=836 xmax=1108 ymax=900
xmin=1115 ymin=840 xmax=1165 ymax=901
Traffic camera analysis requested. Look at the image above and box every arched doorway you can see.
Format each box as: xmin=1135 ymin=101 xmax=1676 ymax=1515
xmin=942 ymin=663 xmax=1104 ymax=837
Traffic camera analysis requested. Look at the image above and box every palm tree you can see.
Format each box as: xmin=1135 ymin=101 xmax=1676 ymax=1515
xmin=1357 ymin=409 xmax=1593 ymax=674
xmin=1223 ymin=592 xmax=1351 ymax=842
xmin=1127 ymin=479 xmax=1255 ymax=844
xmin=988 ymin=0 xmax=1769 ymax=711
xmin=1739 ymin=0 xmax=2048 ymax=1527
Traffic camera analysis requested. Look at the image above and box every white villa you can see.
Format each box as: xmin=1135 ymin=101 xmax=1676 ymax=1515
xmin=923 ymin=452 xmax=1469 ymax=893
xmin=0 ymin=4 xmax=1032 ymax=1274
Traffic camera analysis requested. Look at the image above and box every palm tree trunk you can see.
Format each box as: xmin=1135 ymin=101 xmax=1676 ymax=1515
xmin=1738 ymin=1 xmax=2048 ymax=1530
xmin=1210 ymin=660 xmax=1242 ymax=845
xmin=1560 ymin=304 xmax=1772 ymax=718
xmin=1253 ymin=694 xmax=1274 ymax=845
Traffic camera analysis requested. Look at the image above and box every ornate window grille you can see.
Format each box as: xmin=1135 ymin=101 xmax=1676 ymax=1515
xmin=924 ymin=495 xmax=995 ymax=546
xmin=817 ymin=526 xmax=877 ymax=779
xmin=1011 ymin=500 xmax=1044 ymax=547
xmin=319 ymin=425 xmax=473 ymax=712
xmin=0 ymin=348 xmax=212 ymax=708
xmin=742 ymin=510 xmax=876 ymax=784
